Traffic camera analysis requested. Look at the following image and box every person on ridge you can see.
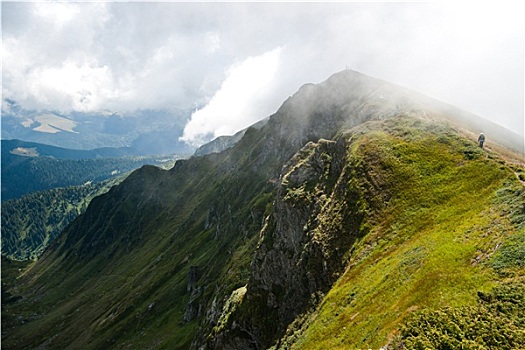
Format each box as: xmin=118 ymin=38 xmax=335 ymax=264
xmin=478 ymin=133 xmax=485 ymax=148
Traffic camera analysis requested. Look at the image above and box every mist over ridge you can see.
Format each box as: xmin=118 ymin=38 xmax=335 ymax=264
xmin=2 ymin=67 xmax=524 ymax=350
xmin=3 ymin=1 xmax=523 ymax=149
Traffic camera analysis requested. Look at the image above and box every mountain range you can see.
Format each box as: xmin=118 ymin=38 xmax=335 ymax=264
xmin=1 ymin=102 xmax=195 ymax=155
xmin=2 ymin=70 xmax=524 ymax=349
xmin=1 ymin=140 xmax=185 ymax=261
xmin=1 ymin=139 xmax=184 ymax=201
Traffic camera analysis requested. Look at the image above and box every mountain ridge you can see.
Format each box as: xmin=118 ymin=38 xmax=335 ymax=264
xmin=2 ymin=139 xmax=145 ymax=159
xmin=199 ymin=70 xmax=523 ymax=157
xmin=1 ymin=104 xmax=195 ymax=155
xmin=2 ymin=70 xmax=524 ymax=349
xmin=1 ymin=141 xmax=183 ymax=201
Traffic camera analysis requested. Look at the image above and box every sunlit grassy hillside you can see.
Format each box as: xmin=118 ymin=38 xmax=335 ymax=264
xmin=280 ymin=117 xmax=525 ymax=349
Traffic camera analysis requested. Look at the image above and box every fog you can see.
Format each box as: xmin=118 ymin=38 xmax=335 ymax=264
xmin=2 ymin=2 xmax=523 ymax=146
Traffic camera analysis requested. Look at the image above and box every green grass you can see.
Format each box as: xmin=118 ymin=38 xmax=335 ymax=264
xmin=290 ymin=118 xmax=523 ymax=349
xmin=1 ymin=133 xmax=279 ymax=349
xmin=3 ymin=116 xmax=523 ymax=350
xmin=396 ymin=281 xmax=525 ymax=349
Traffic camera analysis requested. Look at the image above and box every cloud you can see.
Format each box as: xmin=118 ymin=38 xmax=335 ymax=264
xmin=33 ymin=2 xmax=80 ymax=29
xmin=2 ymin=2 xmax=523 ymax=138
xmin=180 ymin=47 xmax=282 ymax=146
xmin=2 ymin=2 xmax=113 ymax=111
xmin=27 ymin=60 xmax=115 ymax=112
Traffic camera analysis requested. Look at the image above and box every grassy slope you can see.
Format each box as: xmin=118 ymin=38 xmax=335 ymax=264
xmin=1 ymin=130 xmax=278 ymax=349
xmin=288 ymin=117 xmax=524 ymax=349
xmin=3 ymin=112 xmax=523 ymax=349
xmin=1 ymin=159 xmax=179 ymax=261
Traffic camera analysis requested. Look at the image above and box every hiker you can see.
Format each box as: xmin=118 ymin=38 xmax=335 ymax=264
xmin=478 ymin=133 xmax=485 ymax=148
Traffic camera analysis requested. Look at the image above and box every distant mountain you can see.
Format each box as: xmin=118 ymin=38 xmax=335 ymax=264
xmin=2 ymin=70 xmax=524 ymax=350
xmin=1 ymin=101 xmax=195 ymax=155
xmin=1 ymin=140 xmax=185 ymax=200
xmin=194 ymin=118 xmax=269 ymax=156
xmin=2 ymin=139 xmax=143 ymax=159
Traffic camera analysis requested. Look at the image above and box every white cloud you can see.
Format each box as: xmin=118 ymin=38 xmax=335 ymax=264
xmin=206 ymin=32 xmax=221 ymax=55
xmin=2 ymin=2 xmax=113 ymax=111
xmin=180 ymin=47 xmax=282 ymax=146
xmin=33 ymin=2 xmax=80 ymax=29
xmin=2 ymin=2 xmax=523 ymax=137
xmin=27 ymin=60 xmax=115 ymax=112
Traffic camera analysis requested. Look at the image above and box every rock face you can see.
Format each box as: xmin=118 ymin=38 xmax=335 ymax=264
xmin=204 ymin=134 xmax=387 ymax=348
xmin=184 ymin=266 xmax=203 ymax=322
xmin=191 ymin=71 xmax=524 ymax=349
xmin=190 ymin=70 xmax=424 ymax=349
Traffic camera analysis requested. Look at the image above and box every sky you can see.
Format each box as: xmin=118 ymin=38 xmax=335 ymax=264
xmin=2 ymin=1 xmax=524 ymax=146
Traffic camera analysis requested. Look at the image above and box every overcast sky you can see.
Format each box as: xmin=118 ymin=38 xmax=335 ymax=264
xmin=2 ymin=1 xmax=523 ymax=146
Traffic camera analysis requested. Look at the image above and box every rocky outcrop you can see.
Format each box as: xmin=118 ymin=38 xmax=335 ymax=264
xmin=191 ymin=70 xmax=426 ymax=349
xmin=202 ymin=130 xmax=391 ymax=349
xmin=184 ymin=266 xmax=203 ymax=322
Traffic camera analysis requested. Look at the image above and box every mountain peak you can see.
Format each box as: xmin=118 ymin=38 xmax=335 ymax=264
xmin=3 ymin=71 xmax=524 ymax=350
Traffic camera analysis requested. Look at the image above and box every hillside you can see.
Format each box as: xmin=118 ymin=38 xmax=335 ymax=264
xmin=264 ymin=119 xmax=524 ymax=349
xmin=2 ymin=70 xmax=524 ymax=350
xmin=2 ymin=157 xmax=182 ymax=261
xmin=1 ymin=141 xmax=183 ymax=200
xmin=1 ymin=177 xmax=123 ymax=261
